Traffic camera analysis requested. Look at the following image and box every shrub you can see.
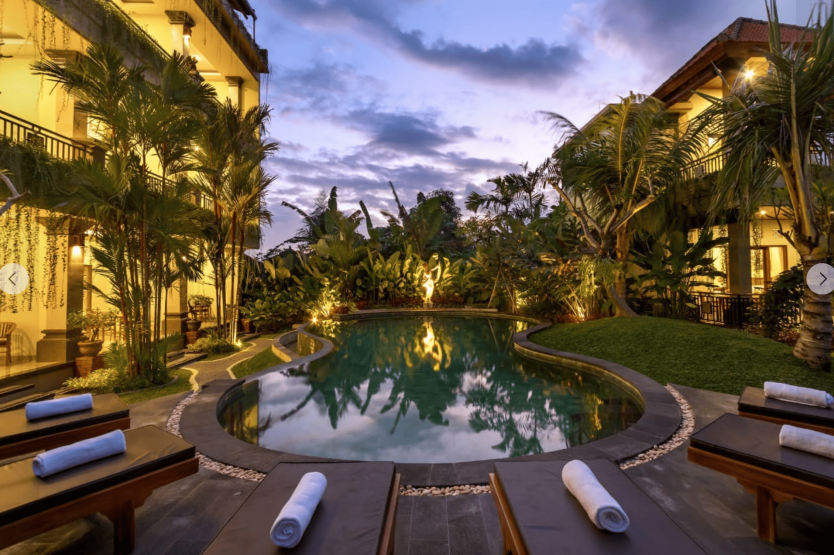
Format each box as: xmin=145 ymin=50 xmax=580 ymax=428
xmin=748 ymin=265 xmax=803 ymax=339
xmin=187 ymin=333 xmax=240 ymax=354
xmin=64 ymin=343 xmax=168 ymax=393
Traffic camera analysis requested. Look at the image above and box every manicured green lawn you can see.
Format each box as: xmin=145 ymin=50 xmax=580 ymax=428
xmin=530 ymin=317 xmax=834 ymax=396
xmin=118 ymin=368 xmax=194 ymax=405
xmin=232 ymin=346 xmax=284 ymax=379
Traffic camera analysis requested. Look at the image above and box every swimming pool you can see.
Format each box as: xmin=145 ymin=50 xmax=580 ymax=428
xmin=218 ymin=317 xmax=642 ymax=463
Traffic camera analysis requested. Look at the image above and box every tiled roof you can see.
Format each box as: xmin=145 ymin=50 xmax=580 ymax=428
xmin=652 ymin=17 xmax=812 ymax=102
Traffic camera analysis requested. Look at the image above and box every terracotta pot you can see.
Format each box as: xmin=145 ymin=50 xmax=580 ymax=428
xmin=241 ymin=318 xmax=252 ymax=333
xmin=78 ymin=340 xmax=104 ymax=357
xmin=186 ymin=320 xmax=202 ymax=332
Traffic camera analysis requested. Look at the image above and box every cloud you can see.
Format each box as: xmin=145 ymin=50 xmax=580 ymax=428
xmin=266 ymin=0 xmax=584 ymax=85
xmin=267 ymin=61 xmax=385 ymax=115
xmin=587 ymin=0 xmax=765 ymax=73
xmin=338 ymin=108 xmax=477 ymax=156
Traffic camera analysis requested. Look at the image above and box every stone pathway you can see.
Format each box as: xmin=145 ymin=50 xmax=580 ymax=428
xmin=1 ymin=377 xmax=830 ymax=555
xmin=185 ymin=337 xmax=275 ymax=387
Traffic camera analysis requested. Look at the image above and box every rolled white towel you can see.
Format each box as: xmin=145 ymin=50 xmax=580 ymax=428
xmin=764 ymin=382 xmax=833 ymax=409
xmin=33 ymin=429 xmax=126 ymax=478
xmin=270 ymin=472 xmax=328 ymax=547
xmin=26 ymin=393 xmax=94 ymax=421
xmin=779 ymin=425 xmax=834 ymax=460
xmin=562 ymin=460 xmax=630 ymax=533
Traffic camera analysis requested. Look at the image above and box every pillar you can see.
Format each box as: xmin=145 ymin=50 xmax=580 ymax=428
xmin=165 ymin=276 xmax=189 ymax=349
xmin=727 ymin=221 xmax=753 ymax=295
xmin=166 ymin=11 xmax=195 ymax=57
xmin=226 ymin=76 xmax=243 ymax=107
xmin=37 ymin=231 xmax=84 ymax=362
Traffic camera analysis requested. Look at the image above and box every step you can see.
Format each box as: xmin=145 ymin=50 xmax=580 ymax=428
xmin=166 ymin=349 xmax=188 ymax=361
xmin=0 ymin=392 xmax=56 ymax=413
xmin=0 ymin=383 xmax=34 ymax=400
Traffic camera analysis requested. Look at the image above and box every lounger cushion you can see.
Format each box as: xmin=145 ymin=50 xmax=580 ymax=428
xmin=0 ymin=426 xmax=195 ymax=526
xmin=690 ymin=413 xmax=834 ymax=489
xmin=739 ymin=387 xmax=834 ymax=429
xmin=0 ymin=393 xmax=129 ymax=447
xmin=494 ymin=459 xmax=705 ymax=555
xmin=203 ymin=462 xmax=395 ymax=555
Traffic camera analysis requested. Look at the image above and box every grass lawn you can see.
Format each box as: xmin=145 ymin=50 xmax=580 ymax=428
xmin=117 ymin=368 xmax=194 ymax=405
xmin=201 ymin=342 xmax=253 ymax=362
xmin=231 ymin=346 xmax=284 ymax=379
xmin=530 ymin=316 xmax=834 ymax=396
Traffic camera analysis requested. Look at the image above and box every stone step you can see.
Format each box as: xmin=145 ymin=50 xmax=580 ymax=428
xmin=0 ymin=383 xmax=34 ymax=400
xmin=0 ymin=391 xmax=56 ymax=413
xmin=166 ymin=349 xmax=188 ymax=361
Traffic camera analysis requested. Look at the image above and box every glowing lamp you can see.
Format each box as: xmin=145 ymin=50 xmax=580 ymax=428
xmin=744 ymin=69 xmax=755 ymax=80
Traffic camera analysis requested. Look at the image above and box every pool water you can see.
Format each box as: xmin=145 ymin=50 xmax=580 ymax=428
xmin=218 ymin=317 xmax=642 ymax=463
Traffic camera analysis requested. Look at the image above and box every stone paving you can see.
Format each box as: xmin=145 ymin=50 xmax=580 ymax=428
xmin=1 ymin=370 xmax=831 ymax=554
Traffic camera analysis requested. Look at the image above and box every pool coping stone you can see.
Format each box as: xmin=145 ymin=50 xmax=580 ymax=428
xmin=177 ymin=311 xmax=683 ymax=485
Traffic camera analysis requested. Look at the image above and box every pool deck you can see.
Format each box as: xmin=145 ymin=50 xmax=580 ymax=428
xmin=1 ymin=383 xmax=830 ymax=555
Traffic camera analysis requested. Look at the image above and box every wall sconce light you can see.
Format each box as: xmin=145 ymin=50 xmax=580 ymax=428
xmin=744 ymin=69 xmax=755 ymax=80
xmin=707 ymin=136 xmax=717 ymax=147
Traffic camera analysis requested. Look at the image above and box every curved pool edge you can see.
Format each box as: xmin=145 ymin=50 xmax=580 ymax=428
xmin=177 ymin=311 xmax=682 ymax=487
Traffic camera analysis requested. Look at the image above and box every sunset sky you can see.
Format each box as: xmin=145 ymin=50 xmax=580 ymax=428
xmin=253 ymin=0 xmax=819 ymax=252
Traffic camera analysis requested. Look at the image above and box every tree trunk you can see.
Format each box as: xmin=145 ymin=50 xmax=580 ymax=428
xmin=794 ymin=250 xmax=832 ymax=371
xmin=613 ymin=228 xmax=636 ymax=317
xmin=607 ymin=286 xmax=638 ymax=318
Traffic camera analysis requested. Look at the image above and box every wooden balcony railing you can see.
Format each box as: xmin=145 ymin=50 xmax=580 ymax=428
xmin=683 ymin=148 xmax=831 ymax=181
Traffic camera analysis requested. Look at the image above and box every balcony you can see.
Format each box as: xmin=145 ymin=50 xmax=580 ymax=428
xmin=1 ymin=109 xmax=213 ymax=211
xmin=683 ymin=148 xmax=831 ymax=181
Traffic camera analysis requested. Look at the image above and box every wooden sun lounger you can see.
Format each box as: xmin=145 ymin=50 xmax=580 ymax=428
xmin=738 ymin=386 xmax=834 ymax=434
xmin=0 ymin=425 xmax=198 ymax=555
xmin=489 ymin=459 xmax=706 ymax=555
xmin=688 ymin=413 xmax=834 ymax=543
xmin=0 ymin=393 xmax=130 ymax=460
xmin=202 ymin=462 xmax=400 ymax=555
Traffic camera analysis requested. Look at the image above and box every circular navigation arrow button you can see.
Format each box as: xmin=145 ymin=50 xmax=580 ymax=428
xmin=807 ymin=263 xmax=834 ymax=295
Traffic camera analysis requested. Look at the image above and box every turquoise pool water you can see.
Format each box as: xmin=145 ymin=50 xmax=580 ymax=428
xmin=218 ymin=317 xmax=642 ymax=463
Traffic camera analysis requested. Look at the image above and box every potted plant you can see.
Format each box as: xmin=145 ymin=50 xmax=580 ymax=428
xmin=187 ymin=294 xmax=213 ymax=331
xmin=68 ymin=309 xmax=115 ymax=356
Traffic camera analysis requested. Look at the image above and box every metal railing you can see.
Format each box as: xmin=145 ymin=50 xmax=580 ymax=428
xmin=690 ymin=292 xmax=800 ymax=328
xmin=2 ymin=109 xmax=215 ymax=211
xmin=690 ymin=292 xmax=759 ymax=328
xmin=0 ymin=109 xmax=95 ymax=162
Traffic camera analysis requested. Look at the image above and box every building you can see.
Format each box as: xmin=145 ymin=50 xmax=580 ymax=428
xmin=651 ymin=17 xmax=812 ymax=299
xmin=0 ymin=0 xmax=268 ymax=388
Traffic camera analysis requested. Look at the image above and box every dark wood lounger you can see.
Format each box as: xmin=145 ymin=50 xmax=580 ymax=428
xmin=0 ymin=425 xmax=198 ymax=554
xmin=0 ymin=393 xmax=130 ymax=460
xmin=202 ymin=462 xmax=400 ymax=555
xmin=688 ymin=413 xmax=834 ymax=543
xmin=738 ymin=386 xmax=834 ymax=434
xmin=489 ymin=459 xmax=706 ymax=555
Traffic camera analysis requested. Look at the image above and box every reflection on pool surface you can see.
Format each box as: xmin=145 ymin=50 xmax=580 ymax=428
xmin=218 ymin=317 xmax=642 ymax=463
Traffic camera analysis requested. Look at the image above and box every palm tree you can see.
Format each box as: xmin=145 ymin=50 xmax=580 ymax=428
xmin=32 ymin=43 xmax=216 ymax=378
xmin=544 ymin=94 xmax=706 ymax=316
xmin=466 ymin=162 xmax=547 ymax=223
xmin=696 ymin=1 xmax=834 ymax=369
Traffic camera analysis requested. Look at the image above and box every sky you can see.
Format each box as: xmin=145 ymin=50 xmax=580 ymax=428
xmin=250 ymin=0 xmax=821 ymax=253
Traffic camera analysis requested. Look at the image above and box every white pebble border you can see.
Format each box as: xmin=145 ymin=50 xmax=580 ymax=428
xmin=168 ymin=384 xmax=694 ymax=492
xmin=618 ymin=384 xmax=695 ymax=470
xmin=167 ymin=392 xmax=266 ymax=483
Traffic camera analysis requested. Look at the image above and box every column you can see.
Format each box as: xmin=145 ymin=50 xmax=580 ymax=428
xmin=727 ymin=221 xmax=753 ymax=295
xmin=165 ymin=276 xmax=189 ymax=342
xmin=37 ymin=230 xmax=84 ymax=362
xmin=226 ymin=76 xmax=243 ymax=107
xmin=166 ymin=11 xmax=195 ymax=57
